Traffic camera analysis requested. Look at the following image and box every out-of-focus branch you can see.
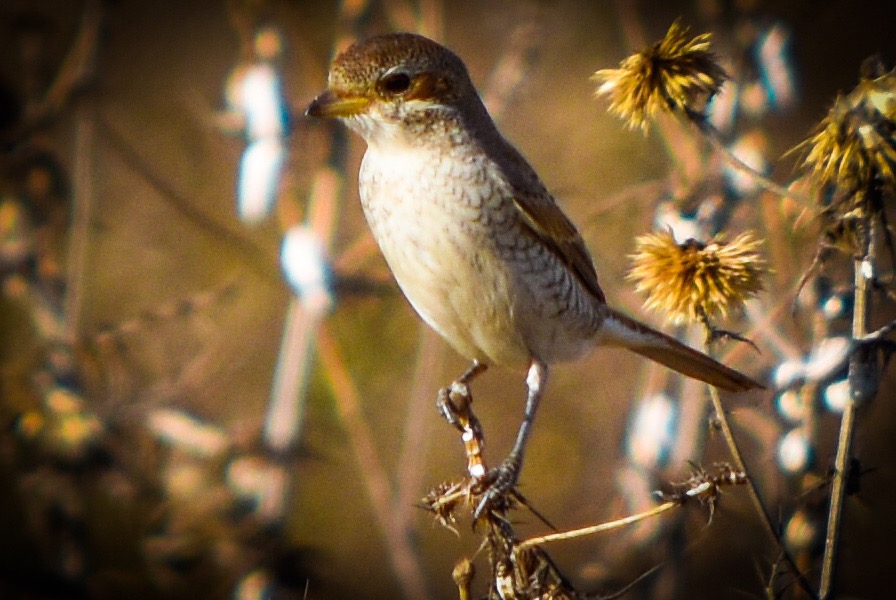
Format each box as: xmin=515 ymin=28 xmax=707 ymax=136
xmin=65 ymin=104 xmax=94 ymax=341
xmin=317 ymin=324 xmax=431 ymax=600
xmin=394 ymin=328 xmax=444 ymax=524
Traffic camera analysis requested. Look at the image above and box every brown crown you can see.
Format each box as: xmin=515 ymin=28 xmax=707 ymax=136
xmin=328 ymin=33 xmax=474 ymax=104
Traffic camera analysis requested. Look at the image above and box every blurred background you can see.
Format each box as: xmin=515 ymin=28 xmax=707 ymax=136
xmin=1 ymin=0 xmax=895 ymax=598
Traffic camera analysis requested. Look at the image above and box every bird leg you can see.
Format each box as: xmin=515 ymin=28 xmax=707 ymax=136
xmin=474 ymin=360 xmax=548 ymax=519
xmin=437 ymin=360 xmax=489 ymax=479
xmin=437 ymin=360 xmax=487 ymax=430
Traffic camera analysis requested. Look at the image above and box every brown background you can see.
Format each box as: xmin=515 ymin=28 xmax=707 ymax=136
xmin=1 ymin=0 xmax=895 ymax=598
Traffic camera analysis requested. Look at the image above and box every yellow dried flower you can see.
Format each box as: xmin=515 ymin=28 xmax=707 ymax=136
xmin=628 ymin=229 xmax=766 ymax=326
xmin=593 ymin=20 xmax=727 ymax=132
xmin=798 ymin=56 xmax=896 ymax=209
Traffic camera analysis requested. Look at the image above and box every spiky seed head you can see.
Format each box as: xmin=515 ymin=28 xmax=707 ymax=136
xmin=628 ymin=229 xmax=766 ymax=326
xmin=593 ymin=20 xmax=728 ymax=132
xmin=797 ymin=56 xmax=896 ymax=216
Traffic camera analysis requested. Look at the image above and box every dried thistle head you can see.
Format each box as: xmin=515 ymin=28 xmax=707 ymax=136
xmin=593 ymin=20 xmax=727 ymax=132
xmin=797 ymin=56 xmax=896 ymax=217
xmin=628 ymin=229 xmax=766 ymax=326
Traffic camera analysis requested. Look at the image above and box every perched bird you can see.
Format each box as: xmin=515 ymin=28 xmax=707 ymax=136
xmin=306 ymin=32 xmax=763 ymax=512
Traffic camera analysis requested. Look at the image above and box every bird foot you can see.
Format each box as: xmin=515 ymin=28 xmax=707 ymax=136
xmin=437 ymin=379 xmax=489 ymax=480
xmin=436 ymin=380 xmax=474 ymax=433
xmin=473 ymin=456 xmax=521 ymax=520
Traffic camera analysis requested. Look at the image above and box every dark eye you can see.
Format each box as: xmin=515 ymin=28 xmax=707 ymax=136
xmin=378 ymin=71 xmax=412 ymax=95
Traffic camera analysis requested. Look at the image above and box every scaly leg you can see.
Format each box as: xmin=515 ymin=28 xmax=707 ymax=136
xmin=475 ymin=360 xmax=548 ymax=518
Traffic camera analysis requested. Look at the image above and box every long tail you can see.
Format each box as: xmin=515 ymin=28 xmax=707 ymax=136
xmin=600 ymin=308 xmax=764 ymax=392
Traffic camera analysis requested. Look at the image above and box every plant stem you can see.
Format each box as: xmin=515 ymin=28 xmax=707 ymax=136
xmin=517 ymin=501 xmax=679 ymax=552
xmin=705 ymin=351 xmax=817 ymax=598
xmin=688 ymin=110 xmax=812 ymax=206
xmin=819 ymin=219 xmax=873 ymax=599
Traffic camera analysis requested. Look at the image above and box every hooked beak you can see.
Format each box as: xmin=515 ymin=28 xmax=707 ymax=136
xmin=305 ymin=89 xmax=370 ymax=119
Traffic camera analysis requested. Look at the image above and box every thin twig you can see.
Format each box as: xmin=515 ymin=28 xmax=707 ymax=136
xmin=581 ymin=177 xmax=671 ymax=227
xmin=857 ymin=317 xmax=896 ymax=343
xmin=516 ymin=501 xmax=679 ymax=552
xmin=819 ymin=218 xmax=874 ymax=599
xmin=690 ymin=111 xmax=812 ymax=208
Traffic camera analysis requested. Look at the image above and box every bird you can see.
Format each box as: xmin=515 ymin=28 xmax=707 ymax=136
xmin=306 ymin=32 xmax=763 ymax=513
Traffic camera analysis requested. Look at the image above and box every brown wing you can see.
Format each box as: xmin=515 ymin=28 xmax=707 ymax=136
xmin=482 ymin=129 xmax=606 ymax=304
xmin=512 ymin=191 xmax=606 ymax=304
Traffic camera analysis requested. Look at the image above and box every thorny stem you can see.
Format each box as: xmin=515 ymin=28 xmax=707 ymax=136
xmin=704 ymin=344 xmax=817 ymax=598
xmin=819 ymin=218 xmax=874 ymax=599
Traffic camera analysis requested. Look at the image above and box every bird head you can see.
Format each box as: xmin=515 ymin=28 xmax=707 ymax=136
xmin=305 ymin=33 xmax=485 ymax=145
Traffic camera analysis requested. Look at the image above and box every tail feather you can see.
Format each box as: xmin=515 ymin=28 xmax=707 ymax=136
xmin=600 ymin=308 xmax=764 ymax=392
